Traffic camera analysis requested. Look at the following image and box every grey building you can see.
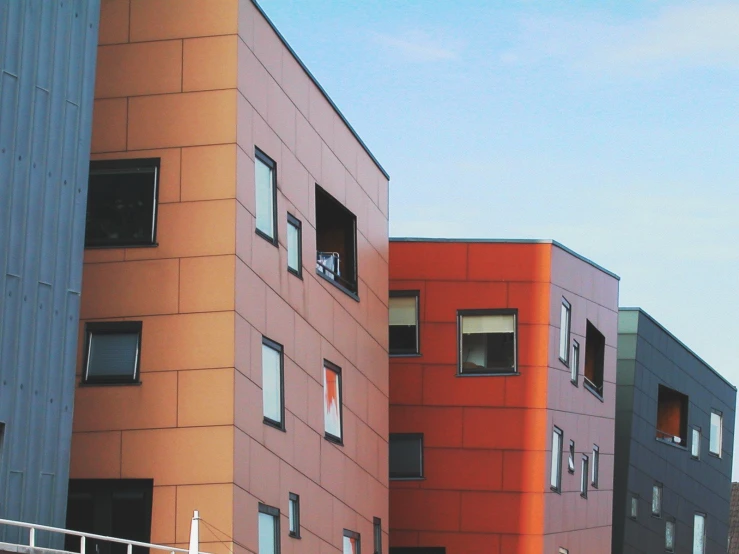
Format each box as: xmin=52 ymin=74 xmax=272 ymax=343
xmin=0 ymin=0 xmax=99 ymax=543
xmin=613 ymin=308 xmax=736 ymax=554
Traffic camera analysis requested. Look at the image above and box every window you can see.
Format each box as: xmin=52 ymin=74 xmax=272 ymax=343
xmin=373 ymin=518 xmax=382 ymax=554
xmin=568 ymin=440 xmax=575 ymax=474
xmin=323 ymin=361 xmax=343 ymax=443
xmin=287 ymin=214 xmax=302 ymax=277
xmin=710 ymin=410 xmax=722 ymax=456
xmin=592 ymin=445 xmax=599 ymax=488
xmin=550 ymin=427 xmax=563 ymax=492
xmin=559 ymin=550 xmax=569 ymax=554
xmin=389 ymin=434 xmax=423 ymax=479
xmin=652 ymin=483 xmax=662 ymax=517
xmin=255 ymin=148 xmax=277 ymax=244
xmin=691 ymin=426 xmax=701 ymax=459
xmin=288 ymin=493 xmax=300 ymax=538
xmin=262 ymin=338 xmax=284 ymax=430
xmin=629 ymin=494 xmax=639 ymax=519
xmin=584 ymin=320 xmax=605 ymax=397
xmin=343 ymin=530 xmax=360 ymax=554
xmin=559 ymin=298 xmax=571 ymax=364
xmin=693 ymin=513 xmax=706 ymax=554
xmin=665 ymin=518 xmax=676 ymax=552
xmin=83 ymin=322 xmax=142 ymax=385
xmin=580 ymin=455 xmax=589 ymax=498
xmin=258 ymin=504 xmax=280 ymax=554
xmin=656 ymin=385 xmax=688 ymax=446
xmin=86 ymin=158 xmax=159 ymax=248
xmin=316 ymin=184 xmax=358 ymax=295
xmin=571 ymin=340 xmax=580 ymax=385
xmin=389 ymin=291 xmax=419 ymax=355
xmin=0 ymin=423 xmax=5 ymax=463
xmin=458 ymin=310 xmax=516 ymax=374
xmin=65 ymin=479 xmax=153 ymax=554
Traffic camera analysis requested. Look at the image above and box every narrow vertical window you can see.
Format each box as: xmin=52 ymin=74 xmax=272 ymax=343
xmin=373 ymin=518 xmax=382 ymax=554
xmin=287 ymin=214 xmax=302 ymax=277
xmin=255 ymin=148 xmax=277 ymax=244
xmin=665 ymin=518 xmax=675 ymax=552
xmin=629 ymin=495 xmax=639 ymax=519
xmin=568 ymin=440 xmax=575 ymax=474
xmin=550 ymin=427 xmax=563 ymax=492
xmin=652 ymin=483 xmax=662 ymax=517
xmin=343 ymin=530 xmax=360 ymax=554
xmin=389 ymin=291 xmax=420 ymax=355
xmin=323 ymin=362 xmax=343 ymax=443
xmin=288 ymin=493 xmax=300 ymax=538
xmin=693 ymin=513 xmax=706 ymax=554
xmin=580 ymin=455 xmax=589 ymax=498
xmin=691 ymin=426 xmax=701 ymax=459
xmin=570 ymin=340 xmax=579 ymax=385
xmin=591 ymin=445 xmax=599 ymax=488
xmin=258 ymin=504 xmax=281 ymax=554
xmin=710 ymin=410 xmax=722 ymax=457
xmin=262 ymin=338 xmax=284 ymax=430
xmin=559 ymin=298 xmax=571 ymax=364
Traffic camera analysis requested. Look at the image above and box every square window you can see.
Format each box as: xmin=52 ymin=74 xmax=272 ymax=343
xmin=287 ymin=214 xmax=302 ymax=277
xmin=665 ymin=519 xmax=675 ymax=552
xmin=584 ymin=320 xmax=605 ymax=397
xmin=389 ymin=292 xmax=419 ymax=355
xmin=591 ymin=445 xmax=599 ymax=488
xmin=323 ymin=362 xmax=343 ymax=443
xmin=258 ymin=504 xmax=281 ymax=554
xmin=580 ymin=455 xmax=589 ymax=498
xmin=571 ymin=340 xmax=580 ymax=385
xmin=691 ymin=426 xmax=701 ymax=459
xmin=458 ymin=310 xmax=516 ymax=374
xmin=343 ymin=530 xmax=360 ymax=554
xmin=389 ymin=433 xmax=423 ymax=479
xmin=693 ymin=513 xmax=705 ymax=554
xmin=262 ymin=338 xmax=285 ymax=430
xmin=656 ymin=385 xmax=688 ymax=446
xmin=83 ymin=322 xmax=142 ymax=385
xmin=568 ymin=440 xmax=575 ymax=474
xmin=629 ymin=495 xmax=639 ymax=519
xmin=710 ymin=410 xmax=722 ymax=457
xmin=316 ymin=185 xmax=358 ymax=296
xmin=652 ymin=483 xmax=662 ymax=517
xmin=85 ymin=159 xmax=159 ymax=248
xmin=559 ymin=298 xmax=571 ymax=365
xmin=255 ymin=148 xmax=278 ymax=244
xmin=373 ymin=518 xmax=382 ymax=554
xmin=288 ymin=493 xmax=300 ymax=538
xmin=550 ymin=427 xmax=563 ymax=492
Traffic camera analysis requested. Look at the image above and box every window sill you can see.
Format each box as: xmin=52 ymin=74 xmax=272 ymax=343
xmin=570 ymin=378 xmax=579 ymax=387
xmin=79 ymin=380 xmax=141 ymax=387
xmin=316 ymin=270 xmax=359 ymax=302
xmin=288 ymin=267 xmax=303 ymax=279
xmin=708 ymin=451 xmax=722 ymax=459
xmin=390 ymin=477 xmax=425 ymax=481
xmin=655 ymin=437 xmax=687 ymax=450
xmin=559 ymin=356 xmax=569 ymax=368
xmin=390 ymin=353 xmax=422 ymax=358
xmin=255 ymin=228 xmax=278 ymax=247
xmin=288 ymin=533 xmax=301 ymax=540
xmin=580 ymin=493 xmax=588 ymax=499
xmin=264 ymin=418 xmax=286 ymax=432
xmin=456 ymin=370 xmax=519 ymax=377
xmin=324 ymin=433 xmax=344 ymax=446
xmin=85 ymin=243 xmax=158 ymax=250
xmin=550 ymin=486 xmax=561 ymax=494
xmin=583 ymin=379 xmax=604 ymax=401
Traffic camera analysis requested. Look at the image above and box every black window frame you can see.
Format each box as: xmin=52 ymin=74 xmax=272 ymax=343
xmin=550 ymin=426 xmax=563 ymax=493
xmin=323 ymin=360 xmax=344 ymax=445
xmin=82 ymin=321 xmax=143 ymax=385
xmin=258 ymin=503 xmax=281 ymax=554
xmin=583 ymin=320 xmax=605 ymax=400
xmin=288 ymin=492 xmax=300 ymax=539
xmin=389 ymin=433 xmax=424 ymax=480
xmin=580 ymin=454 xmax=589 ymax=498
xmin=286 ymin=213 xmax=303 ymax=278
xmin=254 ymin=147 xmax=278 ymax=246
xmin=261 ymin=337 xmax=285 ymax=431
xmin=389 ymin=290 xmax=420 ymax=356
xmin=373 ymin=517 xmax=382 ymax=554
xmin=85 ymin=158 xmax=160 ymax=249
xmin=591 ymin=444 xmax=599 ymax=488
xmin=568 ymin=440 xmax=575 ymax=474
xmin=559 ymin=297 xmax=571 ymax=366
xmin=343 ymin=529 xmax=361 ymax=554
xmin=570 ymin=339 xmax=580 ymax=386
xmin=457 ymin=309 xmax=518 ymax=376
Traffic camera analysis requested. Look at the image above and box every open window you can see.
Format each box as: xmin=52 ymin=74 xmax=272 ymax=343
xmin=656 ymin=385 xmax=688 ymax=446
xmin=389 ymin=291 xmax=419 ymax=355
xmin=584 ymin=321 xmax=605 ymax=397
xmin=83 ymin=322 xmax=142 ymax=385
xmin=255 ymin=148 xmax=278 ymax=245
xmin=315 ymin=185 xmax=358 ymax=296
xmin=458 ymin=310 xmax=516 ymax=375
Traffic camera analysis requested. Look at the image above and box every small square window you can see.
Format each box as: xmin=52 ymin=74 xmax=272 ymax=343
xmin=691 ymin=426 xmax=701 ymax=459
xmin=287 ymin=214 xmax=302 ymax=277
xmin=710 ymin=410 xmax=722 ymax=457
xmin=559 ymin=298 xmax=571 ymax=365
xmin=316 ymin=185 xmax=358 ymax=296
xmin=458 ymin=310 xmax=516 ymax=375
xmin=550 ymin=427 xmax=563 ymax=492
xmin=258 ymin=504 xmax=281 ymax=554
xmin=389 ymin=292 xmax=419 ymax=356
xmin=83 ymin=322 xmax=142 ymax=385
xmin=584 ymin=321 xmax=605 ymax=397
xmin=389 ymin=434 xmax=423 ymax=479
xmin=373 ymin=518 xmax=382 ymax=554
xmin=262 ymin=338 xmax=285 ymax=430
xmin=323 ymin=361 xmax=343 ymax=443
xmin=288 ymin=493 xmax=300 ymax=538
xmin=568 ymin=440 xmax=575 ymax=474
xmin=343 ymin=530 xmax=360 ymax=554
xmin=629 ymin=494 xmax=639 ymax=519
xmin=693 ymin=513 xmax=706 ymax=554
xmin=86 ymin=158 xmax=159 ymax=248
xmin=665 ymin=518 xmax=676 ymax=552
xmin=255 ymin=148 xmax=278 ymax=245
xmin=571 ymin=340 xmax=580 ymax=386
xmin=580 ymin=455 xmax=589 ymax=498
xmin=656 ymin=385 xmax=688 ymax=446
xmin=652 ymin=483 xmax=662 ymax=517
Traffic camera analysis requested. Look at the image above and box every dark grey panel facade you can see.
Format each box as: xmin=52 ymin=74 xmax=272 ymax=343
xmin=0 ymin=0 xmax=99 ymax=541
xmin=613 ymin=309 xmax=736 ymax=554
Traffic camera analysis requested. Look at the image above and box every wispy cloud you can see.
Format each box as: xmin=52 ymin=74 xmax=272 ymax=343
xmin=372 ymin=30 xmax=463 ymax=63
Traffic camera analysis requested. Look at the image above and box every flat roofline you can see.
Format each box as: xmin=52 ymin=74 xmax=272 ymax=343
xmin=251 ymin=0 xmax=389 ymax=181
xmin=390 ymin=237 xmax=620 ymax=280
xmin=620 ymin=307 xmax=737 ymax=391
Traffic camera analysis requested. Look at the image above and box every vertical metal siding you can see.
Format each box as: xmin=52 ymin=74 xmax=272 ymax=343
xmin=0 ymin=0 xmax=100 ymax=542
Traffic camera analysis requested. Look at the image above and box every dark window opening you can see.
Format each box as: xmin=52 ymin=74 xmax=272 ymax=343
xmin=656 ymin=385 xmax=688 ymax=446
xmin=389 ymin=291 xmax=419 ymax=355
xmin=86 ymin=159 xmax=159 ymax=248
xmin=389 ymin=433 xmax=423 ymax=479
xmin=83 ymin=322 xmax=142 ymax=385
xmin=373 ymin=518 xmax=382 ymax=554
xmin=315 ymin=185 xmax=358 ymax=295
xmin=584 ymin=321 xmax=605 ymax=396
xmin=458 ymin=310 xmax=517 ymax=375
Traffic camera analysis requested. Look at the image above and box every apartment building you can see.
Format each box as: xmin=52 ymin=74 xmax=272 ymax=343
xmin=387 ymin=239 xmax=619 ymax=554
xmin=613 ymin=309 xmax=735 ymax=554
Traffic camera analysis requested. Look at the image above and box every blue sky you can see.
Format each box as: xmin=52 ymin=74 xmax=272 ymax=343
xmin=259 ymin=1 xmax=739 ymax=472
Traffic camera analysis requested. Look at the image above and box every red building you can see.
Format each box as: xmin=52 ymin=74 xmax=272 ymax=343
xmin=388 ymin=239 xmax=619 ymax=554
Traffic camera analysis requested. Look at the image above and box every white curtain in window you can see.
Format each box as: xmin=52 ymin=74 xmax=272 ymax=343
xmin=462 ymin=314 xmax=514 ymax=334
xmin=343 ymin=536 xmax=358 ymax=554
xmin=255 ymin=157 xmax=274 ymax=236
xmin=389 ymin=297 xmax=416 ymax=326
xmin=693 ymin=514 xmax=705 ymax=554
xmin=262 ymin=344 xmax=281 ymax=423
xmin=258 ymin=513 xmax=276 ymax=554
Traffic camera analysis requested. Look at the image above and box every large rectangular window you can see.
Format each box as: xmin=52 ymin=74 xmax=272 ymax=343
xmin=656 ymin=385 xmax=688 ymax=446
xmin=343 ymin=530 xmax=360 ymax=554
xmin=83 ymin=322 xmax=142 ymax=385
xmin=458 ymin=310 xmax=516 ymax=374
xmin=580 ymin=455 xmax=589 ymax=498
xmin=324 ymin=361 xmax=343 ymax=443
xmin=255 ymin=148 xmax=277 ymax=244
xmin=710 ymin=410 xmax=722 ymax=456
xmin=693 ymin=513 xmax=705 ymax=554
xmin=288 ymin=493 xmax=300 ymax=538
xmin=584 ymin=320 xmax=605 ymax=397
xmin=652 ymin=483 xmax=662 ymax=517
xmin=550 ymin=427 xmax=563 ymax=492
xmin=287 ymin=213 xmax=302 ymax=277
xmin=262 ymin=338 xmax=285 ymax=430
xmin=389 ymin=433 xmax=423 ymax=479
xmin=559 ymin=298 xmax=571 ymax=365
xmin=86 ymin=158 xmax=159 ymax=248
xmin=258 ymin=504 xmax=280 ymax=554
xmin=389 ymin=292 xmax=419 ymax=356
xmin=316 ymin=185 xmax=358 ymax=295
xmin=691 ymin=426 xmax=701 ymax=459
